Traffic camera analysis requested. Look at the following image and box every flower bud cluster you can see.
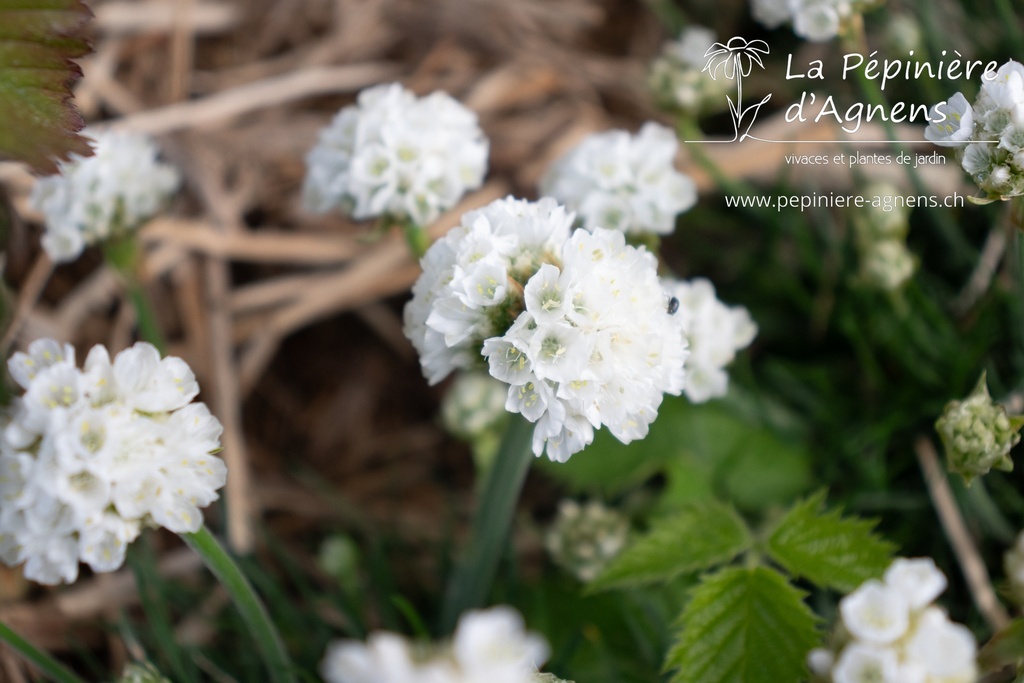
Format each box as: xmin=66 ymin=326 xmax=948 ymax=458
xmin=441 ymin=372 xmax=509 ymax=443
xmin=751 ymin=0 xmax=884 ymax=42
xmin=649 ymin=27 xmax=730 ymax=114
xmin=0 ymin=339 xmax=225 ymax=585
xmin=851 ymin=184 xmax=916 ymax=292
xmin=935 ymin=373 xmax=1022 ymax=485
xmin=663 ymin=278 xmax=757 ymax=402
xmin=29 ymin=130 xmax=180 ymax=263
xmin=321 ymin=606 xmax=550 ymax=683
xmin=808 ymin=558 xmax=977 ymax=683
xmin=545 ymin=499 xmax=629 ymax=582
xmin=539 ymin=122 xmax=696 ymax=236
xmin=115 ymin=663 xmax=172 ymax=683
xmin=303 ymin=83 xmax=488 ymax=226
xmin=925 ymin=61 xmax=1024 ymax=201
xmin=404 ymin=197 xmax=688 ymax=462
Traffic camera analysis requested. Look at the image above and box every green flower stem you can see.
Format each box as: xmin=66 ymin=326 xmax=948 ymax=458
xmin=995 ymin=0 xmax=1024 ymax=49
xmin=181 ymin=526 xmax=296 ymax=683
xmin=675 ymin=119 xmax=763 ymax=202
xmin=440 ymin=414 xmax=534 ymax=633
xmin=125 ymin=280 xmax=167 ymax=353
xmin=102 ymin=237 xmax=167 ymax=352
xmin=402 ymin=221 xmax=429 ymax=259
xmin=0 ymin=620 xmax=86 ymax=683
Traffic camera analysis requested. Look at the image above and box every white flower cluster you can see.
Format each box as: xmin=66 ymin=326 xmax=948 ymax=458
xmin=809 ymin=558 xmax=978 ymax=683
xmin=751 ymin=0 xmax=883 ymax=42
xmin=0 ymin=339 xmax=225 ymax=585
xmin=925 ymin=60 xmax=1024 ymax=200
xmin=539 ymin=122 xmax=697 ymax=236
xmin=29 ymin=130 xmax=180 ymax=263
xmin=404 ymin=196 xmax=687 ymax=462
xmin=545 ymin=499 xmax=629 ymax=582
xmin=664 ymin=278 xmax=756 ymax=403
xmin=303 ymin=83 xmax=489 ymax=226
xmin=649 ymin=27 xmax=730 ymax=114
xmin=321 ymin=606 xmax=549 ymax=683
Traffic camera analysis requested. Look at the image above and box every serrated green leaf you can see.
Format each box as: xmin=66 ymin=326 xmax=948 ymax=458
xmin=0 ymin=0 xmax=92 ymax=172
xmin=978 ymin=617 xmax=1024 ymax=672
xmin=766 ymin=491 xmax=895 ymax=592
xmin=589 ymin=500 xmax=752 ymax=591
xmin=665 ymin=566 xmax=819 ymax=683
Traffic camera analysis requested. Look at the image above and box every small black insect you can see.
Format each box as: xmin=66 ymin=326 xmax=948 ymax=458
xmin=667 ymin=296 xmax=679 ymax=315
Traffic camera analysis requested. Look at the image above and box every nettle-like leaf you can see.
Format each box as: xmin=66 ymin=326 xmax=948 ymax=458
xmin=665 ymin=566 xmax=819 ymax=683
xmin=0 ymin=0 xmax=92 ymax=172
xmin=766 ymin=490 xmax=895 ymax=593
xmin=589 ymin=500 xmax=751 ymax=591
xmin=978 ymin=617 xmax=1024 ymax=672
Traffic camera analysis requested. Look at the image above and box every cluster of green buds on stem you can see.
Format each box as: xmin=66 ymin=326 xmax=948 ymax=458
xmin=850 ymin=183 xmax=916 ymax=292
xmin=545 ymin=500 xmax=630 ymax=582
xmin=113 ymin=662 xmax=171 ymax=683
xmin=935 ymin=372 xmax=1024 ymax=485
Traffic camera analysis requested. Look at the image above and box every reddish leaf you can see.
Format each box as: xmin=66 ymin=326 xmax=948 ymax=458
xmin=0 ymin=0 xmax=93 ymax=173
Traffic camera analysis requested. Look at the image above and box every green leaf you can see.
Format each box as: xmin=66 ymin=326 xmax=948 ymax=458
xmin=537 ymin=397 xmax=811 ymax=511
xmin=716 ymin=427 xmax=813 ymax=512
xmin=665 ymin=566 xmax=819 ymax=683
xmin=0 ymin=0 xmax=92 ymax=172
xmin=765 ymin=491 xmax=895 ymax=593
xmin=978 ymin=617 xmax=1024 ymax=672
xmin=589 ymin=500 xmax=752 ymax=591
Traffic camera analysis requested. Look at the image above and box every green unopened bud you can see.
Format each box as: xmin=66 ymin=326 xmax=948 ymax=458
xmin=648 ymin=27 xmax=729 ymax=115
xmin=441 ymin=372 xmax=508 ymax=441
xmin=856 ymin=240 xmax=916 ymax=292
xmin=318 ymin=535 xmax=361 ymax=594
xmin=936 ymin=372 xmax=1024 ymax=485
xmin=441 ymin=372 xmax=509 ymax=475
xmin=885 ymin=14 xmax=923 ymax=54
xmin=545 ymin=500 xmax=629 ymax=582
xmin=534 ymin=674 xmax=576 ymax=683
xmin=853 ymin=183 xmax=911 ymax=244
xmin=851 ymin=184 xmax=916 ymax=292
xmin=115 ymin=663 xmax=172 ymax=683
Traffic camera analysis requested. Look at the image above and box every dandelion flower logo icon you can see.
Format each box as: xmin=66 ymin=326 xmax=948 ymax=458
xmin=702 ymin=37 xmax=772 ymax=141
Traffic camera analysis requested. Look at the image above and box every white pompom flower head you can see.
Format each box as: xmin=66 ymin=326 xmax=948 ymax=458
xmin=321 ymin=605 xmax=549 ymax=683
xmin=925 ymin=60 xmax=1024 ymax=202
xmin=0 ymin=338 xmax=225 ymax=585
xmin=663 ymin=278 xmax=757 ymax=403
xmin=539 ymin=122 xmax=697 ymax=237
xmin=404 ymin=196 xmax=689 ymax=462
xmin=751 ymin=0 xmax=885 ymax=43
xmin=29 ymin=129 xmax=180 ymax=264
xmin=303 ymin=82 xmax=489 ymax=232
xmin=814 ymin=556 xmax=978 ymax=683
